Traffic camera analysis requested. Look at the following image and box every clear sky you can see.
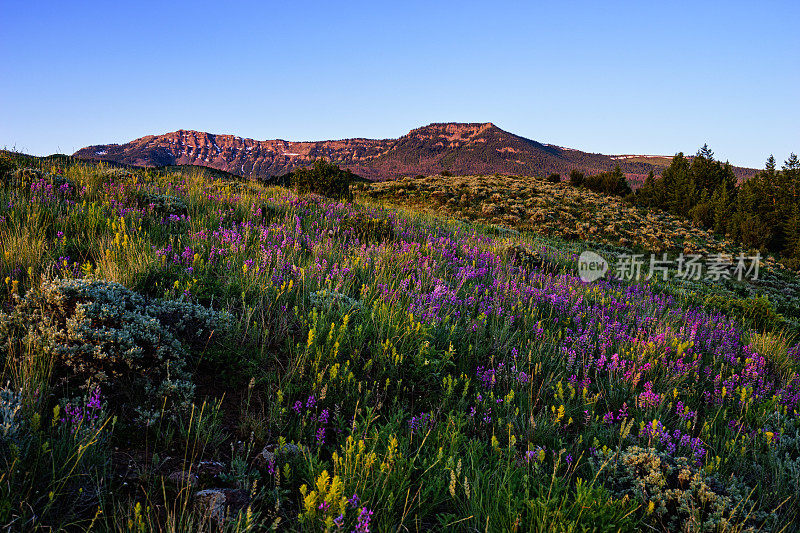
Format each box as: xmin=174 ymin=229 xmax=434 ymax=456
xmin=1 ymin=0 xmax=797 ymax=168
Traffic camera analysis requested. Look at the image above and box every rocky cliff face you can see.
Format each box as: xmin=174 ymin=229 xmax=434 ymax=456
xmin=76 ymin=129 xmax=394 ymax=179
xmin=74 ymin=123 xmax=756 ymax=183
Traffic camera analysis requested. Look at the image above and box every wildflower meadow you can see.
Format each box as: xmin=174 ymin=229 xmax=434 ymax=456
xmin=1 ymin=153 xmax=799 ymax=531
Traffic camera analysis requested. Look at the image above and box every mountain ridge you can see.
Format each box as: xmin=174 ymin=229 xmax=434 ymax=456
xmin=73 ymin=123 xmax=758 ymax=184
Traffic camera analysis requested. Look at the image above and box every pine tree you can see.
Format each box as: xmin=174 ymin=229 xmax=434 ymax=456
xmin=636 ymin=170 xmax=658 ymax=206
xmin=630 ymin=145 xmax=800 ymax=266
xmin=784 ymin=153 xmax=800 ymax=172
xmin=783 ymin=204 xmax=800 ymax=269
xmin=765 ymin=154 xmax=776 ymax=174
xmin=661 ymin=152 xmax=694 ymax=212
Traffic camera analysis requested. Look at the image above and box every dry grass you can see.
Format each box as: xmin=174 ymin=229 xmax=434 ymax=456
xmin=0 ymin=210 xmax=50 ymax=283
xmin=748 ymin=330 xmax=798 ymax=379
xmin=92 ymin=216 xmax=156 ymax=287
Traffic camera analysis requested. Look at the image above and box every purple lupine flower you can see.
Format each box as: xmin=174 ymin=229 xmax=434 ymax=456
xmin=409 ymin=412 xmax=434 ymax=434
xmin=353 ymin=507 xmax=374 ymax=533
xmin=87 ymin=388 xmax=102 ymax=411
xmin=638 ymin=382 xmax=661 ymax=409
xmin=348 ymin=493 xmax=360 ymax=508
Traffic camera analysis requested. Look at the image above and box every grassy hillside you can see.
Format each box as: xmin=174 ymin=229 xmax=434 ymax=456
xmin=1 ymin=157 xmax=799 ymax=531
xmin=365 ymin=174 xmax=736 ymax=253
xmin=364 ymin=174 xmax=800 ymax=332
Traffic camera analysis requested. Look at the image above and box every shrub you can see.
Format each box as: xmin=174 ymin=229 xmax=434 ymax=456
xmin=293 ymin=159 xmax=354 ymax=201
xmin=583 ymin=167 xmax=632 ymax=196
xmin=704 ymin=294 xmax=783 ymax=331
xmin=689 ymin=201 xmax=715 ymax=228
xmin=336 ymin=213 xmax=395 ymax=244
xmin=601 ymin=446 xmax=766 ymax=531
xmin=771 ymin=418 xmax=800 ymax=500
xmin=0 ymin=387 xmax=24 ymax=452
xmin=0 ymin=153 xmax=16 ymax=180
xmin=547 ymin=173 xmax=561 ymax=184
xmin=310 ymin=289 xmax=362 ymax=314
xmin=0 ymin=278 xmax=229 ymax=424
xmin=569 ymin=169 xmax=585 ymax=187
xmin=137 ymin=192 xmax=189 ymax=216
xmin=254 ymin=202 xmax=287 ymax=225
xmin=94 ymin=167 xmax=132 ymax=180
xmin=504 ymin=243 xmax=548 ymax=271
xmin=3 ymin=167 xmax=76 ymax=197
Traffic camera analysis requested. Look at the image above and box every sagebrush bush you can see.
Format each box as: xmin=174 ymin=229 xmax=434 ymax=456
xmin=94 ymin=167 xmax=132 ymax=180
xmin=310 ymin=289 xmax=362 ymax=314
xmin=0 ymin=387 xmax=24 ymax=449
xmin=600 ymin=446 xmax=766 ymax=531
xmin=770 ymin=418 xmax=800 ymax=500
xmin=137 ymin=191 xmax=189 ymax=216
xmin=0 ymin=278 xmax=230 ymax=424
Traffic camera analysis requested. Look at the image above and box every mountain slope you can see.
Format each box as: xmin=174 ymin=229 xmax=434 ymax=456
xmin=73 ymin=123 xmax=757 ymax=183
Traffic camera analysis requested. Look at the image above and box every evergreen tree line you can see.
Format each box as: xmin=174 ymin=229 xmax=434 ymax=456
xmin=632 ymin=145 xmax=800 ymax=268
xmin=569 ymin=167 xmax=632 ymax=197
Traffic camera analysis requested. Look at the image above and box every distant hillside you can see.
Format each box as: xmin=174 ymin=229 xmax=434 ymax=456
xmin=73 ymin=123 xmax=758 ymax=184
xmin=0 ymin=150 xmax=243 ymax=182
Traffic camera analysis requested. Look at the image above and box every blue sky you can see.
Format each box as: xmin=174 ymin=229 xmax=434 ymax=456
xmin=1 ymin=0 xmax=797 ymax=168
